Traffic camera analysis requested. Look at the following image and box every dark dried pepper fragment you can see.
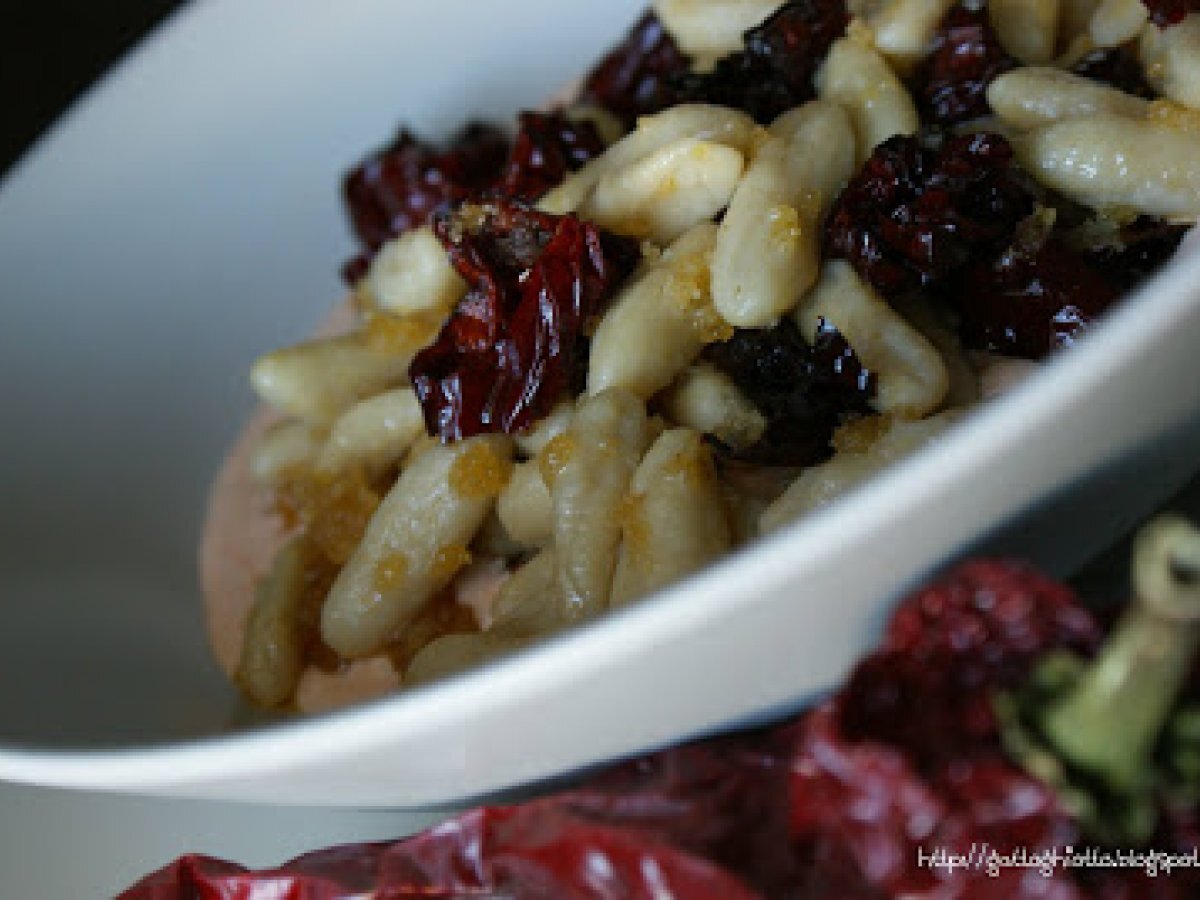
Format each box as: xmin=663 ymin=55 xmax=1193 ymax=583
xmin=674 ymin=0 xmax=850 ymax=124
xmin=704 ymin=318 xmax=874 ymax=467
xmin=825 ymin=131 xmax=1036 ymax=299
xmin=410 ymin=202 xmax=640 ymax=441
xmin=912 ymin=3 xmax=1018 ymax=126
xmin=495 ymin=110 xmax=607 ymax=203
xmin=955 ymin=238 xmax=1122 ymax=359
xmin=955 ymin=215 xmax=1188 ymax=359
xmin=580 ymin=11 xmax=691 ymax=126
xmin=1141 ymin=0 xmax=1200 ymax=27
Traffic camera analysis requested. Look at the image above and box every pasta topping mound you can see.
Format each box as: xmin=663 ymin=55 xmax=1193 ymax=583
xmin=410 ymin=202 xmax=641 ymax=440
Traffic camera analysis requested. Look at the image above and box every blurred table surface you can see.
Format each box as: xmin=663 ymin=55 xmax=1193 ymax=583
xmin=3 ymin=5 xmax=1200 ymax=897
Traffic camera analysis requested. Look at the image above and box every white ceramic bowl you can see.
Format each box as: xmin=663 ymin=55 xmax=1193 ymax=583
xmin=2 ymin=0 xmax=1199 ymax=808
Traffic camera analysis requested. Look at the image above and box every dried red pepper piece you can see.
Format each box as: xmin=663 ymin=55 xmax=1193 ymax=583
xmin=341 ymin=123 xmax=509 ymax=270
xmin=954 ymin=215 xmax=1188 ymax=360
xmin=580 ymin=11 xmax=691 ymax=126
xmin=673 ymin=0 xmax=850 ymax=124
xmin=955 ymin=239 xmax=1122 ymax=359
xmin=496 ymin=110 xmax=607 ymax=203
xmin=409 ymin=202 xmax=640 ymax=440
xmin=912 ymin=4 xmax=1017 ymax=126
xmin=1142 ymin=0 xmax=1200 ymax=27
xmin=825 ymin=131 xmax=1036 ymax=299
xmin=341 ymin=111 xmax=606 ymax=282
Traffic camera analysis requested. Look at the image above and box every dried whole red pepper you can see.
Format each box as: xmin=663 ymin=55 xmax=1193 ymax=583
xmin=409 ymin=202 xmax=640 ymax=440
xmin=122 ymin=813 xmax=762 ymax=900
xmin=122 ymin=522 xmax=1200 ymax=899
xmin=839 ymin=560 xmax=1101 ymax=769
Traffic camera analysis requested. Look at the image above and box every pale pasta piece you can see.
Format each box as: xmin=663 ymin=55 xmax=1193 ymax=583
xmin=249 ymin=420 xmax=320 ymax=484
xmin=496 ymin=460 xmax=554 ymax=549
xmin=1089 ymin=0 xmax=1148 ymax=47
xmin=864 ymin=0 xmax=958 ymax=70
xmin=547 ymin=388 xmax=652 ymax=621
xmin=488 ymin=548 xmax=570 ymax=637
xmin=364 ymin=226 xmax=465 ymax=316
xmin=760 ymin=411 xmax=962 ymax=532
xmin=611 ymin=428 xmax=732 ymax=607
xmin=250 ymin=333 xmax=414 ymax=426
xmin=816 ymin=33 xmax=919 ymax=163
xmin=405 ymin=632 xmax=528 ymax=686
xmin=589 ymin=221 xmax=728 ymax=397
xmin=891 ymin=293 xmax=980 ymax=410
xmin=987 ymin=67 xmax=1149 ymax=130
xmin=1013 ymin=113 xmax=1200 ymax=216
xmin=990 ymin=0 xmax=1059 ymax=64
xmin=1141 ymin=18 xmax=1200 ymax=111
xmin=514 ymin=401 xmax=575 ymax=457
xmin=235 ymin=536 xmax=310 ymax=707
xmin=662 ymin=362 xmax=766 ymax=452
xmin=712 ymin=100 xmax=856 ymax=326
xmin=796 ymin=261 xmax=949 ymax=417
xmin=583 ymin=138 xmax=745 ymax=243
xmin=539 ymin=104 xmax=760 ymax=215
xmin=654 ymin=0 xmax=783 ymax=57
xmin=321 ymin=435 xmax=513 ymax=658
xmin=313 ymin=387 xmax=425 ymax=478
